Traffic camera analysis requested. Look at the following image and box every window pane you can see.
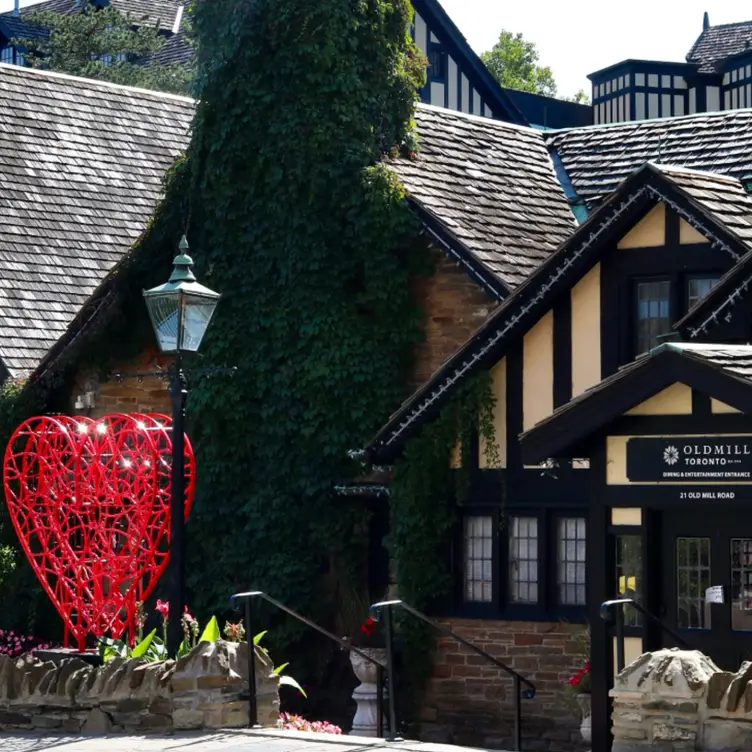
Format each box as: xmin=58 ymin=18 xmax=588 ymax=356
xmin=677 ymin=538 xmax=711 ymax=629
xmin=463 ymin=516 xmax=493 ymax=603
xmin=510 ymin=517 xmax=538 ymax=604
xmin=635 ymin=280 xmax=671 ymax=354
xmin=557 ymin=517 xmax=586 ymax=605
xmin=616 ymin=535 xmax=643 ymax=626
xmin=731 ymin=538 xmax=752 ymax=631
xmin=687 ymin=277 xmax=720 ymax=311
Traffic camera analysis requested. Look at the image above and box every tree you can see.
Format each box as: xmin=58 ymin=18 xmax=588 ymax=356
xmin=14 ymin=1 xmax=193 ymax=95
xmin=567 ymin=89 xmax=591 ymax=105
xmin=481 ymin=30 xmax=557 ymax=97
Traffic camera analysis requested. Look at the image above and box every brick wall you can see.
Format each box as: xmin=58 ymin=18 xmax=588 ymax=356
xmin=410 ymin=248 xmax=499 ymax=390
xmin=419 ymin=619 xmax=588 ymax=752
xmin=67 ymin=347 xmax=172 ymax=417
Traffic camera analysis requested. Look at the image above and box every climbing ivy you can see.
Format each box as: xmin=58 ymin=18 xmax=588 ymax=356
xmin=178 ymin=0 xmax=428 ymax=644
xmin=390 ymin=371 xmax=500 ymax=717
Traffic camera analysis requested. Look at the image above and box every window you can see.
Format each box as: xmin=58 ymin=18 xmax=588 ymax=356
xmin=676 ymin=537 xmax=711 ymax=629
xmin=687 ymin=276 xmax=720 ymax=310
xmin=635 ymin=279 xmax=671 ymax=354
xmin=509 ymin=517 xmax=538 ymax=604
xmin=615 ymin=535 xmax=642 ymax=626
xmin=1 ymin=46 xmax=13 ymax=64
xmin=731 ymin=538 xmax=752 ymax=631
xmin=463 ymin=516 xmax=493 ymax=603
xmin=428 ymin=47 xmax=447 ymax=82
xmin=557 ymin=518 xmax=586 ymax=605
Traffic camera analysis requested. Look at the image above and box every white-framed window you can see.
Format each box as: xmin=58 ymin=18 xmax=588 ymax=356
xmin=463 ymin=516 xmax=493 ymax=603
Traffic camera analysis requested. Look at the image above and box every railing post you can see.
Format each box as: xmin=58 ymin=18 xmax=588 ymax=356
xmin=383 ymin=604 xmax=398 ymax=741
xmin=376 ymin=664 xmax=384 ymax=738
xmin=615 ymin=602 xmax=625 ymax=674
xmin=513 ymin=674 xmax=522 ymax=751
xmin=244 ymin=596 xmax=258 ymax=728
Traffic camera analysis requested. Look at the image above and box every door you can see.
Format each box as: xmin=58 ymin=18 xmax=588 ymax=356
xmin=661 ymin=508 xmax=752 ymax=671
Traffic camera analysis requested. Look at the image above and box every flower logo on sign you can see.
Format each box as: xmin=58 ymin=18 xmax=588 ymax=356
xmin=663 ymin=446 xmax=680 ymax=465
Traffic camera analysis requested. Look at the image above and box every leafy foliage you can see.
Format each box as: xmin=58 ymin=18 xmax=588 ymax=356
xmin=481 ymin=30 xmax=558 ymax=97
xmin=14 ymin=1 xmax=193 ymax=95
xmin=390 ymin=372 xmax=499 ymax=713
xmin=178 ymin=0 xmax=426 ymax=646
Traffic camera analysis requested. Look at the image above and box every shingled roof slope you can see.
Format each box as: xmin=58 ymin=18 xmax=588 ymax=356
xmin=150 ymin=30 xmax=193 ymax=67
xmin=686 ymin=21 xmax=752 ymax=73
xmin=396 ymin=105 xmax=576 ymax=290
xmin=11 ymin=0 xmax=183 ymax=32
xmin=0 ymin=63 xmax=192 ymax=375
xmin=545 ymin=110 xmax=752 ymax=207
xmin=653 ymin=164 xmax=752 ymax=249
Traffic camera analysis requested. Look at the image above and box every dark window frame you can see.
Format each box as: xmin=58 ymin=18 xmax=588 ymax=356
xmin=427 ymin=42 xmax=448 ymax=84
xmin=453 ymin=507 xmax=588 ymax=621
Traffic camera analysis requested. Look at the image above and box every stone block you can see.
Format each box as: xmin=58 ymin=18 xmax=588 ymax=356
xmin=702 ymin=717 xmax=752 ymax=749
xmin=31 ymin=714 xmax=63 ymax=728
xmin=724 ymin=660 xmax=752 ymax=712
xmin=82 ymin=707 xmax=113 ymax=734
xmin=170 ymin=677 xmax=197 ymax=693
xmin=172 ymin=707 xmax=204 ymax=729
xmin=706 ymin=670 xmax=734 ymax=709
xmin=652 ymin=723 xmax=695 ymax=742
xmin=196 ymin=674 xmax=242 ymax=690
xmin=148 ymin=696 xmax=172 ymax=716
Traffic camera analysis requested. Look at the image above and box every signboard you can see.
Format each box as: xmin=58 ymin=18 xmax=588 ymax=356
xmin=626 ymin=437 xmax=752 ymax=482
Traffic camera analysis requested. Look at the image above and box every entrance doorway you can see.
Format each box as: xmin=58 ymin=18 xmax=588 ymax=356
xmin=661 ymin=507 xmax=752 ymax=670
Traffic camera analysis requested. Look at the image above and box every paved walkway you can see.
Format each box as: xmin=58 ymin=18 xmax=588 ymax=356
xmin=0 ymin=729 xmax=494 ymax=752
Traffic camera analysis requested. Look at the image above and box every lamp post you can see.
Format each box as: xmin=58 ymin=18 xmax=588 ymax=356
xmin=143 ymin=236 xmax=221 ymax=657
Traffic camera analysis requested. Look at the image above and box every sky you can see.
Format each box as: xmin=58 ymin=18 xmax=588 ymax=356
xmin=0 ymin=0 xmax=751 ymax=98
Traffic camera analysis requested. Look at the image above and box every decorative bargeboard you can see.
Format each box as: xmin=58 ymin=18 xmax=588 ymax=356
xmin=3 ymin=414 xmax=195 ymax=649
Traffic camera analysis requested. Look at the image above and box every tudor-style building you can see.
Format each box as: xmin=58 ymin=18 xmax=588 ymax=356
xmin=363 ymin=110 xmax=752 ymax=750
xmin=0 ymin=0 xmax=591 ymax=130
xmin=590 ymin=12 xmax=752 ymax=124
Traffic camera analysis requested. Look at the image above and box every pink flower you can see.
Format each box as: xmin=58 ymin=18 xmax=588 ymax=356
xmin=156 ymin=600 xmax=169 ymax=618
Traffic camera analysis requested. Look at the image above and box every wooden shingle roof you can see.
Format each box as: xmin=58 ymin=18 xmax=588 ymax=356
xmin=546 ymin=110 xmax=752 ymax=208
xmin=686 ymin=21 xmax=752 ymax=73
xmin=396 ymin=105 xmax=575 ymax=291
xmin=0 ymin=63 xmax=192 ymax=376
xmin=9 ymin=0 xmax=183 ymax=32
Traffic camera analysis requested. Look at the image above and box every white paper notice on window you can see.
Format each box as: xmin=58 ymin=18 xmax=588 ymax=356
xmin=705 ymin=585 xmax=724 ymax=604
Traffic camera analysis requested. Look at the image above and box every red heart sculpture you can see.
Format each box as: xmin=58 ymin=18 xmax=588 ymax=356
xmin=3 ymin=413 xmax=195 ymax=649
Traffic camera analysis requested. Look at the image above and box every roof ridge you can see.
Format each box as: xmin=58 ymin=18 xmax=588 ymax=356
xmin=647 ymin=161 xmax=748 ymax=186
xmin=0 ymin=62 xmax=195 ymax=104
xmin=415 ymin=102 xmax=540 ymax=136
xmin=545 ymin=106 xmax=752 ymax=136
xmin=703 ymin=20 xmax=752 ymax=31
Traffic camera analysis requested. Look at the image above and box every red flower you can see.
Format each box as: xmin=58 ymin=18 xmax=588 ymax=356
xmin=156 ymin=599 xmax=169 ymax=618
xmin=360 ymin=617 xmax=375 ymax=637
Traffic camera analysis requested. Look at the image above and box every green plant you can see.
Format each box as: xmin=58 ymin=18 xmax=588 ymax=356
xmin=15 ymin=0 xmax=194 ymax=95
xmin=390 ymin=372 xmax=500 ymax=712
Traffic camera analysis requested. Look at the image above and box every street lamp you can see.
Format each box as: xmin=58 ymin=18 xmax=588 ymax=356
xmin=143 ymin=236 xmax=221 ymax=657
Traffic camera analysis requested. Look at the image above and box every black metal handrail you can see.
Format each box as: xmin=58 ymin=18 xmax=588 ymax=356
xmin=601 ymin=598 xmax=691 ymax=673
xmin=231 ymin=590 xmax=393 ymax=739
xmin=370 ymin=599 xmax=535 ymax=752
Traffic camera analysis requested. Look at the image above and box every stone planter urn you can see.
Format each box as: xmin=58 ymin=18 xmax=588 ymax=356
xmin=576 ymin=693 xmax=592 ymax=743
xmin=350 ymin=648 xmax=387 ymax=737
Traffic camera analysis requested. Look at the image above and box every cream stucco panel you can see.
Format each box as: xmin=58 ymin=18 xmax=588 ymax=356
xmin=626 ymin=383 xmax=692 ymax=415
xmin=679 ymin=218 xmax=708 ymax=244
xmin=618 ymin=204 xmax=665 ymax=249
xmin=522 ymin=311 xmax=554 ymax=431
xmin=571 ymin=264 xmax=601 ymax=397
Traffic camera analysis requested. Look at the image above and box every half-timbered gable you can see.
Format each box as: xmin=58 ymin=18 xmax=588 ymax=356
xmin=408 ymin=0 xmax=591 ymax=129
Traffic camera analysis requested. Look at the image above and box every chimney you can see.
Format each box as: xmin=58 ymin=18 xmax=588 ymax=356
xmin=12 ymin=0 xmax=19 ymax=17
xmin=703 ymin=12 xmax=710 ymax=31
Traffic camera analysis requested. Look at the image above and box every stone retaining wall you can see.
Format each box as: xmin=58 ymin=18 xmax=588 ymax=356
xmin=0 ymin=639 xmax=278 ymax=734
xmin=612 ymin=648 xmax=752 ymax=751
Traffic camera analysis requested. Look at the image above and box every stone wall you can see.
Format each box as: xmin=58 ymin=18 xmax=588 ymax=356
xmin=0 ymin=640 xmax=278 ymax=734
xmin=410 ymin=247 xmax=498 ymax=390
xmin=68 ymin=347 xmax=172 ymax=417
xmin=419 ymin=618 xmax=588 ymax=752
xmin=611 ymin=647 xmax=752 ymax=751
